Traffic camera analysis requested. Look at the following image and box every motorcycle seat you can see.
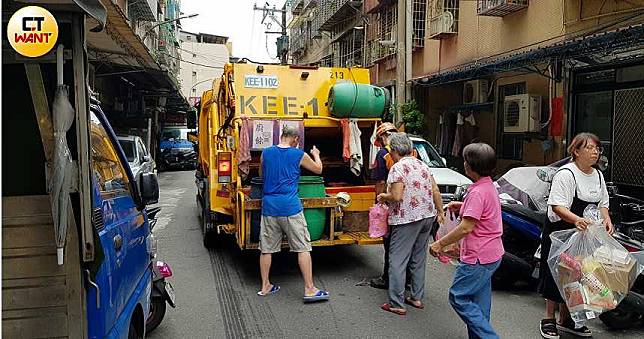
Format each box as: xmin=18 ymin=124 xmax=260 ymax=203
xmin=502 ymin=203 xmax=547 ymax=228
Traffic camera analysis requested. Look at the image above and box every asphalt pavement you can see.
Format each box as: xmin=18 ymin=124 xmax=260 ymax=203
xmin=148 ymin=170 xmax=644 ymax=339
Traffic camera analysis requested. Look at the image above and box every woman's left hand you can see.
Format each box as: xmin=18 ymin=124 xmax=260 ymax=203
xmin=603 ymin=217 xmax=614 ymax=235
xmin=429 ymin=241 xmax=443 ymax=258
xmin=436 ymin=212 xmax=445 ymax=226
xmin=376 ymin=193 xmax=387 ymax=203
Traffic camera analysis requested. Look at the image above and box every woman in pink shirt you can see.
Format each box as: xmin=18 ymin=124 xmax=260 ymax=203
xmin=430 ymin=143 xmax=504 ymax=339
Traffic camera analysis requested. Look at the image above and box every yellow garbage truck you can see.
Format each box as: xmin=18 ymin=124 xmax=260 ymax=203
xmin=195 ymin=63 xmax=391 ymax=249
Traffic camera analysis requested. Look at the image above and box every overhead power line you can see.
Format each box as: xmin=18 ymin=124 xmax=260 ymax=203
xmin=160 ymin=52 xmax=224 ymax=69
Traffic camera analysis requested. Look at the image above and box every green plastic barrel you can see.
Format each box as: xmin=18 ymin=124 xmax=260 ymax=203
xmin=298 ymin=176 xmax=326 ymax=241
xmin=328 ymin=83 xmax=390 ymax=118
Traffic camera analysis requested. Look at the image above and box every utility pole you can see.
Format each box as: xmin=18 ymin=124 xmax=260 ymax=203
xmin=395 ymin=0 xmax=407 ymax=124
xmin=405 ymin=0 xmax=412 ymax=106
xmin=253 ymin=2 xmax=288 ymax=64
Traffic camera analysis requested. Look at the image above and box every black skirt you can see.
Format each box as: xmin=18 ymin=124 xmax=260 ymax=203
xmin=537 ymin=219 xmax=573 ymax=303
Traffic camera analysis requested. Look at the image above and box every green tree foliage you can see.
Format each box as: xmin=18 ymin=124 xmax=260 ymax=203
xmin=401 ymin=100 xmax=424 ymax=135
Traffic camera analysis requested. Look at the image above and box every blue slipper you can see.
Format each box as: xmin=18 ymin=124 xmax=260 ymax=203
xmin=303 ymin=290 xmax=330 ymax=303
xmin=257 ymin=284 xmax=280 ymax=296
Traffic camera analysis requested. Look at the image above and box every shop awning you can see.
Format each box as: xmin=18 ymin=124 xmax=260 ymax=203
xmin=86 ymin=0 xmax=159 ymax=70
xmin=415 ymin=24 xmax=644 ymax=87
xmin=73 ymin=0 xmax=107 ymax=31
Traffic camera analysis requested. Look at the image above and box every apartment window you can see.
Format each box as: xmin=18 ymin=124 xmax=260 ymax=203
xmin=367 ymin=4 xmax=397 ymax=64
xmin=412 ymin=0 xmax=427 ymax=48
xmin=497 ymin=82 xmax=527 ymax=160
xmin=336 ymin=29 xmax=363 ymax=67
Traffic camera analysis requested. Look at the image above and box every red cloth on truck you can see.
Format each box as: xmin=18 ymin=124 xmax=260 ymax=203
xmin=341 ymin=118 xmax=351 ymax=162
xmin=237 ymin=116 xmax=251 ymax=178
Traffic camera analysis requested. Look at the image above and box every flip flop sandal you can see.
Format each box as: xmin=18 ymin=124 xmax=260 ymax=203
xmin=257 ymin=284 xmax=280 ymax=296
xmin=540 ymin=319 xmax=559 ymax=339
xmin=380 ymin=303 xmax=407 ymax=316
xmin=303 ymin=290 xmax=330 ymax=303
xmin=404 ymin=298 xmax=425 ymax=309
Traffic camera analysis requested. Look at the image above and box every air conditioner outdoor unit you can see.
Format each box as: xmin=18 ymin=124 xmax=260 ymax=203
xmin=503 ymin=94 xmax=542 ymax=133
xmin=429 ymin=11 xmax=456 ymax=38
xmin=463 ymin=79 xmax=489 ymax=104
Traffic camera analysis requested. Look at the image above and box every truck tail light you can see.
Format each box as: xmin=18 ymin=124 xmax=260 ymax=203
xmin=218 ymin=152 xmax=232 ymax=183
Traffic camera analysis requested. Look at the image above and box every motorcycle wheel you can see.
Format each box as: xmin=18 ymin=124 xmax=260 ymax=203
xmin=128 ymin=320 xmax=142 ymax=339
xmin=146 ymin=299 xmax=167 ymax=333
xmin=492 ymin=271 xmax=518 ymax=290
xmin=599 ymin=308 xmax=642 ymax=330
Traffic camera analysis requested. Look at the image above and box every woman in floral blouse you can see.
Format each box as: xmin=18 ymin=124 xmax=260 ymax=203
xmin=377 ymin=133 xmax=444 ymax=315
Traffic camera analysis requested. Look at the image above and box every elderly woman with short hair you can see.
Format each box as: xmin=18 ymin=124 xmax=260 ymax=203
xmin=377 ymin=132 xmax=443 ymax=315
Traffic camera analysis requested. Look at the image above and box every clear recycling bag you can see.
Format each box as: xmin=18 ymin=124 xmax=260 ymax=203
xmin=548 ymin=206 xmax=644 ymax=327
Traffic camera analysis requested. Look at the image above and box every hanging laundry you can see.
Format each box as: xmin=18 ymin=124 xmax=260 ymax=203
xmin=341 ymin=118 xmax=351 ymax=162
xmin=457 ymin=112 xmax=477 ymax=126
xmin=452 ymin=112 xmax=479 ymax=157
xmin=451 ymin=125 xmax=462 ymax=157
xmin=348 ymin=120 xmax=363 ymax=176
xmin=237 ymin=116 xmax=252 ymax=178
xmin=369 ymin=121 xmax=380 ymax=169
xmin=439 ymin=113 xmax=457 ymax=155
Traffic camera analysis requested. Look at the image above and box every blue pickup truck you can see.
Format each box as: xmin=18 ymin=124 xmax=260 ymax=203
xmin=159 ymin=127 xmax=198 ymax=170
xmin=2 ymin=4 xmax=159 ymax=337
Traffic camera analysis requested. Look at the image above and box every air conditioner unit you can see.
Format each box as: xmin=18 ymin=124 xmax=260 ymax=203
xmin=503 ymin=94 xmax=542 ymax=133
xmin=463 ymin=79 xmax=489 ymax=104
xmin=429 ymin=11 xmax=456 ymax=38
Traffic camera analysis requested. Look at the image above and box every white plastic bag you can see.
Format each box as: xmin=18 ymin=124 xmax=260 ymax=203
xmin=548 ymin=206 xmax=644 ymax=327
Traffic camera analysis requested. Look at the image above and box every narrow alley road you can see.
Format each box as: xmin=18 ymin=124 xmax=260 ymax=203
xmin=149 ymin=171 xmax=644 ymax=339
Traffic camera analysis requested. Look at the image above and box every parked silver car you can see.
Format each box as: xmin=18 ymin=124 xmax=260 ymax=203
xmin=117 ymin=135 xmax=156 ymax=178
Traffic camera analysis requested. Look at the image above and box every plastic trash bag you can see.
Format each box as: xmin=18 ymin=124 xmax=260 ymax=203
xmin=548 ymin=205 xmax=644 ymax=327
xmin=368 ymin=203 xmax=389 ymax=238
xmin=435 ymin=209 xmax=461 ymax=264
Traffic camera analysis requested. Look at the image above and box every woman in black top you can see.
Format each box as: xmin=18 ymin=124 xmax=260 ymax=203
xmin=538 ymin=133 xmax=613 ymax=339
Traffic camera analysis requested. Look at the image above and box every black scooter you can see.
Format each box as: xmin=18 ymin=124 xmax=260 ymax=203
xmin=145 ymin=207 xmax=176 ymax=333
xmin=598 ymin=188 xmax=644 ymax=330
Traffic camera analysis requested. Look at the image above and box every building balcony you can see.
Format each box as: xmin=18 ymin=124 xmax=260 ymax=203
xmin=428 ymin=0 xmax=458 ymax=39
xmin=291 ymin=0 xmax=304 ymax=15
xmin=318 ymin=0 xmax=363 ymax=31
xmin=290 ymin=33 xmax=307 ymax=55
xmin=303 ymin=0 xmax=318 ymax=11
xmin=128 ymin=0 xmax=158 ymax=21
xmin=311 ymin=11 xmax=323 ymax=38
xmin=477 ymin=0 xmax=528 ymax=17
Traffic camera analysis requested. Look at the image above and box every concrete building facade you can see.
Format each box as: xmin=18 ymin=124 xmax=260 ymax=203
xmin=178 ymin=31 xmax=231 ymax=103
xmin=287 ymin=0 xmax=644 ymax=195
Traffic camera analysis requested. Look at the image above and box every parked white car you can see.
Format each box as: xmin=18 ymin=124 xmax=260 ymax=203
xmin=409 ymin=136 xmax=472 ymax=203
xmin=117 ymin=135 xmax=156 ymax=178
